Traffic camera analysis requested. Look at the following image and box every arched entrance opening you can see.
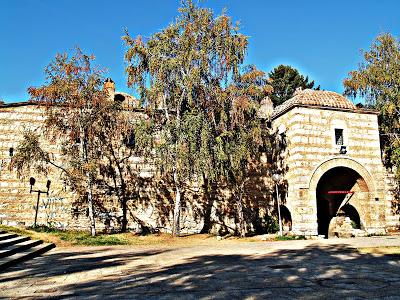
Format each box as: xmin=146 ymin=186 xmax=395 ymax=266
xmin=280 ymin=205 xmax=292 ymax=231
xmin=338 ymin=204 xmax=361 ymax=229
xmin=316 ymin=166 xmax=368 ymax=237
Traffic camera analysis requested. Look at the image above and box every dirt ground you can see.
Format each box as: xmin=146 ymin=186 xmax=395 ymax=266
xmin=1 ymin=236 xmax=400 ymax=299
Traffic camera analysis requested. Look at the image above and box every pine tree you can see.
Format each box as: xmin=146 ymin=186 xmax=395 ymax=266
xmin=268 ymin=65 xmax=320 ymax=106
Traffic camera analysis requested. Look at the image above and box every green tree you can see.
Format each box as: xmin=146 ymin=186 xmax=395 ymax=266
xmin=200 ymin=65 xmax=272 ymax=234
xmin=344 ymin=33 xmax=400 ymax=182
xmin=268 ymin=65 xmax=320 ymax=106
xmin=123 ymin=0 xmax=250 ymax=236
xmin=94 ymin=105 xmax=153 ymax=232
xmin=11 ymin=48 xmax=146 ymax=235
xmin=213 ymin=67 xmax=271 ymax=237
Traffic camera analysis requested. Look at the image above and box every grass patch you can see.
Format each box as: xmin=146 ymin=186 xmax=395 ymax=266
xmin=58 ymin=233 xmax=130 ymax=246
xmin=0 ymin=225 xmax=130 ymax=246
xmin=0 ymin=225 xmax=216 ymax=247
xmin=366 ymin=233 xmax=388 ymax=237
xmin=0 ymin=224 xmax=308 ymax=247
xmin=27 ymin=226 xmax=129 ymax=246
xmin=275 ymin=235 xmax=306 ymax=241
xmin=0 ymin=224 xmax=33 ymax=237
xmin=222 ymin=234 xmax=306 ymax=242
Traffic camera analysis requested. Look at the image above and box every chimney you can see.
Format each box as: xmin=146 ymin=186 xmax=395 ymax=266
xmin=103 ymin=78 xmax=115 ymax=95
xmin=257 ymin=96 xmax=274 ymax=119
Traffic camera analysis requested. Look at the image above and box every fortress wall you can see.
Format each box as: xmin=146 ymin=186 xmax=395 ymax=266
xmin=0 ymin=104 xmax=274 ymax=234
xmin=0 ymin=105 xmax=84 ymax=229
xmin=3 ymin=102 xmax=394 ymax=236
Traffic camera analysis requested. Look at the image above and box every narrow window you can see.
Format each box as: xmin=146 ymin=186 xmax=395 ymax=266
xmin=335 ymin=129 xmax=344 ymax=145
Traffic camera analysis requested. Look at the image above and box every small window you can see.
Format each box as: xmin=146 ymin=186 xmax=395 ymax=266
xmin=335 ymin=129 xmax=344 ymax=145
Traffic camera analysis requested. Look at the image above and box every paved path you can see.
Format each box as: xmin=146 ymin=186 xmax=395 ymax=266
xmin=1 ymin=236 xmax=400 ymax=299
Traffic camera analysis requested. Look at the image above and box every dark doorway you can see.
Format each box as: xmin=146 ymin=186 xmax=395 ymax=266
xmin=338 ymin=204 xmax=361 ymax=229
xmin=316 ymin=167 xmax=366 ymax=237
xmin=280 ymin=205 xmax=292 ymax=231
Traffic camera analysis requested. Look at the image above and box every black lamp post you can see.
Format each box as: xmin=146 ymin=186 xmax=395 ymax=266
xmin=272 ymin=173 xmax=283 ymax=237
xmin=29 ymin=177 xmax=51 ymax=227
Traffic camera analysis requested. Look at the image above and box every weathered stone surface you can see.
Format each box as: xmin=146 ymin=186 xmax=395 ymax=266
xmin=1 ymin=88 xmax=399 ymax=235
xmin=0 ymin=103 xmax=271 ymax=234
xmin=272 ymin=90 xmax=399 ymax=236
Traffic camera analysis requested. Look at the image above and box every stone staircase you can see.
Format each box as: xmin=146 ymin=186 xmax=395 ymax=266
xmin=0 ymin=231 xmax=55 ymax=271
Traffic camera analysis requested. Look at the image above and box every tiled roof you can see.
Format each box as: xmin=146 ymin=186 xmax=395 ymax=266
xmin=272 ymin=89 xmax=357 ymax=119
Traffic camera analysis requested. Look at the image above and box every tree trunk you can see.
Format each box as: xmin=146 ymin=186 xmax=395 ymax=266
xmin=200 ymin=175 xmax=214 ymax=234
xmin=237 ymin=184 xmax=246 ymax=237
xmin=117 ymin=163 xmax=128 ymax=233
xmin=172 ymin=167 xmax=181 ymax=237
xmin=237 ymin=199 xmax=245 ymax=237
xmin=200 ymin=197 xmax=213 ymax=233
xmin=86 ymin=173 xmax=96 ymax=236
xmin=171 ymin=100 xmax=183 ymax=237
xmin=83 ymin=130 xmax=96 ymax=236
xmin=121 ymin=199 xmax=128 ymax=232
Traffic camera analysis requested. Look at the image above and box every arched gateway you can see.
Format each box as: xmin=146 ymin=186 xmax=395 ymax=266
xmin=270 ymin=89 xmax=392 ymax=237
xmin=309 ymin=158 xmax=376 ymax=237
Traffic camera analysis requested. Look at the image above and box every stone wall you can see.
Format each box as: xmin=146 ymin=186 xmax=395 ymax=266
xmin=0 ymin=104 xmax=84 ymax=229
xmin=384 ymin=171 xmax=400 ymax=232
xmin=3 ymin=102 xmax=396 ymax=236
xmin=0 ymin=104 xmax=274 ymax=234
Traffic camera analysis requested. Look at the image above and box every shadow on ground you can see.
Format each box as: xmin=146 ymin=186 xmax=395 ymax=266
xmin=1 ymin=243 xmax=399 ymax=299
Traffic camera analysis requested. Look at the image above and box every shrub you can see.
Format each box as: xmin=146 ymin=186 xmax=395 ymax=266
xmin=350 ymin=220 xmax=358 ymax=229
xmin=260 ymin=215 xmax=279 ymax=234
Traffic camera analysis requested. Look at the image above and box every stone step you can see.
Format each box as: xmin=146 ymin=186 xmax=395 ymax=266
xmin=0 ymin=243 xmax=55 ymax=271
xmin=0 ymin=233 xmax=18 ymax=241
xmin=0 ymin=236 xmax=30 ymax=249
xmin=0 ymin=239 xmax=43 ymax=259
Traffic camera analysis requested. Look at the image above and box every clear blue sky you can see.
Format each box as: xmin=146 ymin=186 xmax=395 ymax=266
xmin=1 ymin=0 xmax=399 ymax=103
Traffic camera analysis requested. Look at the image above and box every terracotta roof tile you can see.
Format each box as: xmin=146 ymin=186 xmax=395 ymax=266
xmin=272 ymin=89 xmax=356 ymax=118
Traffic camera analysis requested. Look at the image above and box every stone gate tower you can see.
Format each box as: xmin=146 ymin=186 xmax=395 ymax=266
xmin=271 ymin=88 xmax=397 ymax=237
